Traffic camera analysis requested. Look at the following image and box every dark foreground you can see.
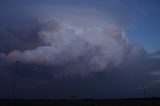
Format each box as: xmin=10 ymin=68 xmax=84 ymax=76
xmin=0 ymin=98 xmax=160 ymax=106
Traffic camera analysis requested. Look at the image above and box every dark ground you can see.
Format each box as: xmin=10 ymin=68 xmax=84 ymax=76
xmin=0 ymin=98 xmax=160 ymax=106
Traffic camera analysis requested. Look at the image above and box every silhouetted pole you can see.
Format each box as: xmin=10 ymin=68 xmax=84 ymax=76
xmin=143 ymin=86 xmax=147 ymax=98
xmin=12 ymin=60 xmax=20 ymax=99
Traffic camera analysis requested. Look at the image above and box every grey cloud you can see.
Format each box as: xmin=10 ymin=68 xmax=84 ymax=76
xmin=4 ymin=16 xmax=146 ymax=78
xmin=0 ymin=0 xmax=157 ymax=79
xmin=0 ymin=19 xmax=43 ymax=53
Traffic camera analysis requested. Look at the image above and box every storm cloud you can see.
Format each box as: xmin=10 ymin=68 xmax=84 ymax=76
xmin=0 ymin=0 xmax=160 ymax=99
xmin=0 ymin=7 xmax=146 ymax=78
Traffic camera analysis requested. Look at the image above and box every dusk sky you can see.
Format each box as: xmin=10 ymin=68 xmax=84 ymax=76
xmin=0 ymin=0 xmax=160 ymax=99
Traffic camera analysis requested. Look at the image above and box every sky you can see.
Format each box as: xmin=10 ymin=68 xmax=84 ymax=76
xmin=0 ymin=0 xmax=160 ymax=99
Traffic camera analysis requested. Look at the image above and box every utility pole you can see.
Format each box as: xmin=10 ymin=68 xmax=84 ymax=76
xmin=12 ymin=60 xmax=20 ymax=99
xmin=143 ymin=86 xmax=147 ymax=98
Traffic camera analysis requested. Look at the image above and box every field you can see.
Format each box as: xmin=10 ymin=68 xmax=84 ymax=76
xmin=0 ymin=98 xmax=160 ymax=106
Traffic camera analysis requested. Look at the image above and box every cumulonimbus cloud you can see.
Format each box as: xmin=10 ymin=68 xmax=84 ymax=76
xmin=2 ymin=8 xmax=146 ymax=78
